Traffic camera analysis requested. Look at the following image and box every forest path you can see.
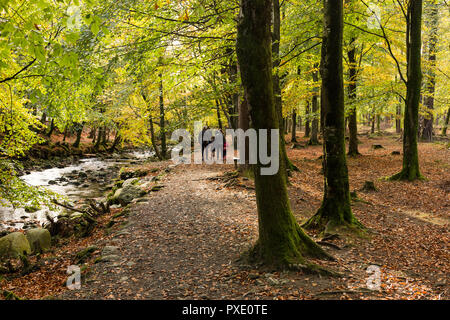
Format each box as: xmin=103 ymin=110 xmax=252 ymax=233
xmin=61 ymin=164 xmax=261 ymax=299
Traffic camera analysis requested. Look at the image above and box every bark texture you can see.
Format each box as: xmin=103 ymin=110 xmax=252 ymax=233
xmin=303 ymin=0 xmax=363 ymax=234
xmin=236 ymin=0 xmax=329 ymax=267
xmin=391 ymin=0 xmax=423 ymax=181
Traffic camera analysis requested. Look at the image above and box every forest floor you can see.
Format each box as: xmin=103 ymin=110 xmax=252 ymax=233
xmin=50 ymin=132 xmax=448 ymax=300
xmin=1 ymin=132 xmax=448 ymax=300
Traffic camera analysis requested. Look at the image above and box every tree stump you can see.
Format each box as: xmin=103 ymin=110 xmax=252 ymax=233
xmin=361 ymin=181 xmax=377 ymax=192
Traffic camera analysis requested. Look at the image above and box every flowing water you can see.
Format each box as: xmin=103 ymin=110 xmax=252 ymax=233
xmin=0 ymin=150 xmax=155 ymax=231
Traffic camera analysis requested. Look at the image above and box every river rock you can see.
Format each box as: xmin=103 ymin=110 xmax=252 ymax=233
xmin=25 ymin=228 xmax=51 ymax=253
xmin=78 ymin=172 xmax=88 ymax=178
xmin=0 ymin=232 xmax=31 ymax=260
xmin=111 ymin=184 xmax=146 ymax=206
xmin=122 ymin=178 xmax=139 ymax=188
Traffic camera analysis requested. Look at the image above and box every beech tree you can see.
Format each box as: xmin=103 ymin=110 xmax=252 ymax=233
xmin=303 ymin=0 xmax=363 ymax=234
xmin=236 ymin=0 xmax=330 ymax=267
xmin=390 ymin=0 xmax=424 ymax=181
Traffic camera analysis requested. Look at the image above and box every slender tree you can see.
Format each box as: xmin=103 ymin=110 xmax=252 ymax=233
xmin=347 ymin=37 xmax=360 ymax=156
xmin=291 ymin=109 xmax=297 ymax=142
xmin=391 ymin=0 xmax=423 ymax=180
xmin=236 ymin=0 xmax=330 ymax=267
xmin=273 ymin=0 xmax=298 ymax=174
xmin=442 ymin=107 xmax=450 ymax=136
xmin=421 ymin=1 xmax=439 ymax=142
xmin=308 ymin=63 xmax=320 ymax=145
xmin=304 ymin=101 xmax=311 ymax=137
xmin=159 ymin=72 xmax=168 ymax=159
xmin=303 ymin=0 xmax=363 ymax=234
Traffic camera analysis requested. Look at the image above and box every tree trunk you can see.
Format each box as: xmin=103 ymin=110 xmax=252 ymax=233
xmin=303 ymin=0 xmax=363 ymax=234
xmin=396 ymin=104 xmax=402 ymax=133
xmin=291 ymin=110 xmax=297 ymax=142
xmin=47 ymin=118 xmax=55 ymax=137
xmin=238 ymin=93 xmax=251 ymax=171
xmin=442 ymin=108 xmax=450 ymax=136
xmin=308 ymin=64 xmax=320 ymax=145
xmin=63 ymin=125 xmax=68 ymax=142
xmin=420 ymin=1 xmax=438 ymax=142
xmin=142 ymin=92 xmax=163 ymax=160
xmin=347 ymin=37 xmax=359 ymax=156
xmin=159 ymin=73 xmax=167 ymax=159
xmin=236 ymin=0 xmax=329 ymax=268
xmin=305 ymin=101 xmax=311 ymax=137
xmin=391 ymin=0 xmax=423 ymax=181
xmin=108 ymin=131 xmax=121 ymax=153
xmin=94 ymin=127 xmax=102 ymax=149
xmin=73 ymin=123 xmax=83 ymax=148
xmin=215 ymin=100 xmax=223 ymax=130
xmin=273 ymin=0 xmax=297 ymax=173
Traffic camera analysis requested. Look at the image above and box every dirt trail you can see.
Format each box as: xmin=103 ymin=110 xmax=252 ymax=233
xmin=61 ymin=165 xmax=262 ymax=299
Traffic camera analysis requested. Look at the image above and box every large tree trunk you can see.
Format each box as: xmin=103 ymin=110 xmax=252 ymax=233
xmin=391 ymin=0 xmax=423 ymax=181
xmin=420 ymin=1 xmax=438 ymax=142
xmin=347 ymin=37 xmax=359 ymax=156
xmin=272 ymin=0 xmax=298 ymax=173
xmin=308 ymin=63 xmax=320 ymax=145
xmin=236 ymin=0 xmax=329 ymax=268
xmin=303 ymin=0 xmax=363 ymax=234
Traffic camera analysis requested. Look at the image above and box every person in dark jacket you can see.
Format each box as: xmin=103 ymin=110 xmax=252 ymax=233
xmin=199 ymin=126 xmax=212 ymax=161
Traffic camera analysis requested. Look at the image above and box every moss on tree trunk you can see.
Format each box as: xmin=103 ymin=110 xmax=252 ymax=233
xmin=390 ymin=0 xmax=423 ymax=181
xmin=236 ymin=0 xmax=330 ymax=268
xmin=308 ymin=64 xmax=320 ymax=146
xmin=303 ymin=0 xmax=363 ymax=235
xmin=347 ymin=37 xmax=359 ymax=156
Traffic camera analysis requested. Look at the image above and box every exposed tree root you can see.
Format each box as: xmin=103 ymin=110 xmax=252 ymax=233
xmin=388 ymin=169 xmax=425 ymax=182
xmin=239 ymin=224 xmax=338 ymax=276
xmin=302 ymin=207 xmax=366 ymax=239
xmin=347 ymin=151 xmax=361 ymax=157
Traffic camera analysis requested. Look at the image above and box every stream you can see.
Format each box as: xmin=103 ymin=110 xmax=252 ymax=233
xmin=0 ymin=150 xmax=155 ymax=232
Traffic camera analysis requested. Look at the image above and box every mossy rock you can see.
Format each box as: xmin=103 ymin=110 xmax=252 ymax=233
xmin=119 ymin=168 xmax=149 ymax=180
xmin=112 ymin=210 xmax=129 ymax=219
xmin=0 ymin=232 xmax=31 ymax=260
xmin=151 ymin=185 xmax=164 ymax=192
xmin=25 ymin=228 xmax=51 ymax=254
xmin=75 ymin=245 xmax=99 ymax=263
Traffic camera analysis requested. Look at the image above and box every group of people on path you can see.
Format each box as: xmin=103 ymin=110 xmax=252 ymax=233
xmin=198 ymin=126 xmax=227 ymax=161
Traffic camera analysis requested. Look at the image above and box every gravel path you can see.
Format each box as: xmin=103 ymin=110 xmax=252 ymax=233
xmin=61 ymin=165 xmax=261 ymax=299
